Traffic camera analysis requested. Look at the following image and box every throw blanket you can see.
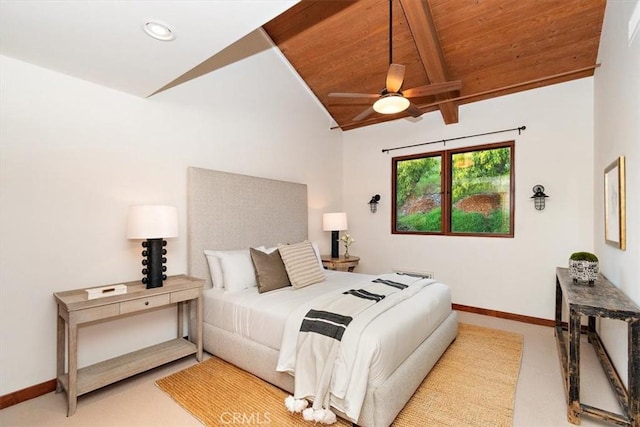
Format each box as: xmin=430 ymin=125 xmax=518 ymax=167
xmin=277 ymin=273 xmax=434 ymax=423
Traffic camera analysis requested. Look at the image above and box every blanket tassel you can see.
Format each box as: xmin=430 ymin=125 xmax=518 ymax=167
xmin=284 ymin=395 xmax=309 ymax=413
xmin=303 ymin=407 xmax=337 ymax=424
xmin=284 ymin=396 xmax=337 ymax=424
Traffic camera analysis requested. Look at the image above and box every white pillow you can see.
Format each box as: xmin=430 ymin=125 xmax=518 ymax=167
xmin=278 ymin=240 xmax=325 ymax=289
xmin=204 ymin=250 xmax=225 ymax=289
xmin=204 ymin=247 xmax=265 ymax=291
xmin=311 ymin=241 xmax=325 ymax=270
xmin=217 ymin=250 xmax=256 ymax=292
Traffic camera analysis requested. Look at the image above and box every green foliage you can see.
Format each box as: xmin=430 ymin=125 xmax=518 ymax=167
xmin=451 ymin=208 xmax=509 ymax=234
xmin=569 ymin=252 xmax=598 ymax=262
xmin=488 ymin=209 xmax=510 ymax=234
xmin=394 ymin=144 xmax=513 ymax=234
xmin=396 ymin=157 xmax=441 ymax=207
xmin=396 ymin=208 xmax=442 ymax=232
xmin=397 ymin=207 xmax=508 ymax=234
xmin=451 ymin=147 xmax=511 ymax=202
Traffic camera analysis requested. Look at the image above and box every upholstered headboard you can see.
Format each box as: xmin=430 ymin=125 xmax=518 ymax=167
xmin=187 ymin=167 xmax=308 ymax=288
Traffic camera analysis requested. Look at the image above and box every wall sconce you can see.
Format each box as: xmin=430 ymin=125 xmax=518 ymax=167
xmin=322 ymin=212 xmax=348 ymax=258
xmin=368 ymin=194 xmax=381 ymax=213
xmin=531 ymin=185 xmax=549 ymax=210
xmin=127 ymin=205 xmax=179 ymax=288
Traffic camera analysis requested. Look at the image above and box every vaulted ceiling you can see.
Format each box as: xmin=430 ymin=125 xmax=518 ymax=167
xmin=0 ymin=1 xmax=298 ymax=98
xmin=263 ymin=0 xmax=606 ymax=131
xmin=1 ymin=1 xmax=605 ymax=133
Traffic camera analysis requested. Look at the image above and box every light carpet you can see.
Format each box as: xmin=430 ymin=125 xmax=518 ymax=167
xmin=156 ymin=323 xmax=523 ymax=426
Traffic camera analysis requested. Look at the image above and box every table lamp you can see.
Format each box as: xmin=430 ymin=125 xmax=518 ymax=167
xmin=127 ymin=205 xmax=178 ymax=288
xmin=322 ymin=212 xmax=348 ymax=259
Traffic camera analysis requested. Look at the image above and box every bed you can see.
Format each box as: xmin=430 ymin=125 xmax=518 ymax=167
xmin=187 ymin=167 xmax=458 ymax=427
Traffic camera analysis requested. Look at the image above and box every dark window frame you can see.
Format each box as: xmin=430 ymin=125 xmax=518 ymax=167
xmin=392 ymin=140 xmax=515 ymax=238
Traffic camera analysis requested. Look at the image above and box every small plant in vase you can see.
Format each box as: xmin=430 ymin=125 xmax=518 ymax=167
xmin=340 ymin=233 xmax=355 ymax=258
xmin=569 ymin=252 xmax=599 ymax=284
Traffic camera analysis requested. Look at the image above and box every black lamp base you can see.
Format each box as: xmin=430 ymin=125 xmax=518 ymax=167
xmin=141 ymin=238 xmax=167 ymax=288
xmin=331 ymin=230 xmax=339 ymax=258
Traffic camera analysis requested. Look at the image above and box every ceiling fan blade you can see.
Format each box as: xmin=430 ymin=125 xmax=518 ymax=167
xmin=386 ymin=64 xmax=405 ymax=93
xmin=406 ymin=103 xmax=424 ymax=118
xmin=353 ymin=107 xmax=375 ymax=122
xmin=403 ymin=80 xmax=463 ymax=98
xmin=328 ymin=92 xmax=379 ymax=99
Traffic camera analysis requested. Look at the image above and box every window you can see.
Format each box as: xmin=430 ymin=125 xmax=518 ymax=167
xmin=392 ymin=141 xmax=514 ymax=237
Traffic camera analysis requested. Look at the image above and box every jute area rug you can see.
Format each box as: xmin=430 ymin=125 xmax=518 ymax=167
xmin=156 ymin=323 xmax=523 ymax=426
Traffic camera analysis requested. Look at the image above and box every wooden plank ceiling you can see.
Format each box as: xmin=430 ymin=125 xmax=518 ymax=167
xmin=262 ymin=0 xmax=605 ymax=131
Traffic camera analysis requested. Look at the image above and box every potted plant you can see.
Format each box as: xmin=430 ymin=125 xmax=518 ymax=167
xmin=569 ymin=252 xmax=599 ymax=284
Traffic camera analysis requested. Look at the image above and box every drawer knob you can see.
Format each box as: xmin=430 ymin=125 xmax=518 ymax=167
xmin=145 ymin=301 xmax=149 ymax=306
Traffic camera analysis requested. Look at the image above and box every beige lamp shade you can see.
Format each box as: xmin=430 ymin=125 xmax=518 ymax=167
xmin=127 ymin=205 xmax=179 ymax=239
xmin=322 ymin=212 xmax=348 ymax=231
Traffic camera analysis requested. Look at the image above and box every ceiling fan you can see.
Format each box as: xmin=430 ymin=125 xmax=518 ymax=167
xmin=328 ymin=0 xmax=462 ymax=122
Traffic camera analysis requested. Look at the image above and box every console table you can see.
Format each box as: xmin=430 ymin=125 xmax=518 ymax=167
xmin=555 ymin=267 xmax=639 ymax=426
xmin=54 ymin=275 xmax=204 ymax=416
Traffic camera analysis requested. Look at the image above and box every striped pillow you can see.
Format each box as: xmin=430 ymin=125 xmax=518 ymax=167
xmin=278 ymin=240 xmax=325 ymax=289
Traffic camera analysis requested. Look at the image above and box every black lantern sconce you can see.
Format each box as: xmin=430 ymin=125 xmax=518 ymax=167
xmin=531 ymin=185 xmax=549 ymax=210
xmin=368 ymin=194 xmax=381 ymax=213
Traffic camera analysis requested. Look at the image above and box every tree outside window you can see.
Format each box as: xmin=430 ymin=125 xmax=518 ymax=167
xmin=392 ymin=141 xmax=514 ymax=237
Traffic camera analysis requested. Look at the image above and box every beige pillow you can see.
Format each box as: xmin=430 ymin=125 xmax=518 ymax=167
xmin=250 ymin=247 xmax=290 ymax=293
xmin=278 ymin=240 xmax=325 ymax=289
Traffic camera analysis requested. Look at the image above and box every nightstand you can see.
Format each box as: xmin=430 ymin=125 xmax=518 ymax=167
xmin=53 ymin=275 xmax=204 ymax=416
xmin=321 ymin=255 xmax=360 ymax=272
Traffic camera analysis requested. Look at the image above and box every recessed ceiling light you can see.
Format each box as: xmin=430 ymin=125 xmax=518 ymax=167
xmin=143 ymin=21 xmax=176 ymax=41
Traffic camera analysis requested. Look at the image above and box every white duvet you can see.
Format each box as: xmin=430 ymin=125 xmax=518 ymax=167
xmin=203 ymin=271 xmax=379 ymax=349
xmin=202 ymin=270 xmax=452 ymax=421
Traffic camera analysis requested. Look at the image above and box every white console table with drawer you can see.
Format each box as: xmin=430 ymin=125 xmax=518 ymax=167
xmin=53 ymin=275 xmax=204 ymax=416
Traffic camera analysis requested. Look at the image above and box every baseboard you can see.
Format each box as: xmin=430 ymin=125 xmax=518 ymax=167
xmin=0 ymin=379 xmax=57 ymax=410
xmin=452 ymin=303 xmax=555 ymax=327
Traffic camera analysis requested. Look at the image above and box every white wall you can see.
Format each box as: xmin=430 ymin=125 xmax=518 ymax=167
xmin=0 ymin=32 xmax=343 ymax=394
xmin=342 ymin=78 xmax=595 ymax=320
xmin=593 ymin=0 xmax=640 ymax=387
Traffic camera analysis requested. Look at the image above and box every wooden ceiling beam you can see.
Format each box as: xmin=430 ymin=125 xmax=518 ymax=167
xmin=416 ymin=64 xmax=600 ymax=109
xmin=399 ymin=0 xmax=458 ymax=124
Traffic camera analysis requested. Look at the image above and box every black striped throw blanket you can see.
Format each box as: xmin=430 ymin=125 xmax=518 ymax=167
xmin=283 ymin=273 xmax=432 ymax=424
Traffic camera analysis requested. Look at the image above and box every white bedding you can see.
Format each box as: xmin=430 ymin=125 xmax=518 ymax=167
xmin=203 ymin=271 xmax=452 ymax=391
xmin=203 ymin=270 xmax=377 ymax=349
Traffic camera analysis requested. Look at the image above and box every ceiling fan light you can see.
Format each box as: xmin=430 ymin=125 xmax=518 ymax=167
xmin=373 ymin=94 xmax=410 ymax=114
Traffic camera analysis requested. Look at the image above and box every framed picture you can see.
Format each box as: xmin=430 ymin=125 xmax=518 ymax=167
xmin=604 ymin=156 xmax=626 ymax=250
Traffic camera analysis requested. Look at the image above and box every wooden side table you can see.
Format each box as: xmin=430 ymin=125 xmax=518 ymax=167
xmin=321 ymin=255 xmax=360 ymax=272
xmin=554 ymin=267 xmax=639 ymax=427
xmin=53 ymin=274 xmax=204 ymax=416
